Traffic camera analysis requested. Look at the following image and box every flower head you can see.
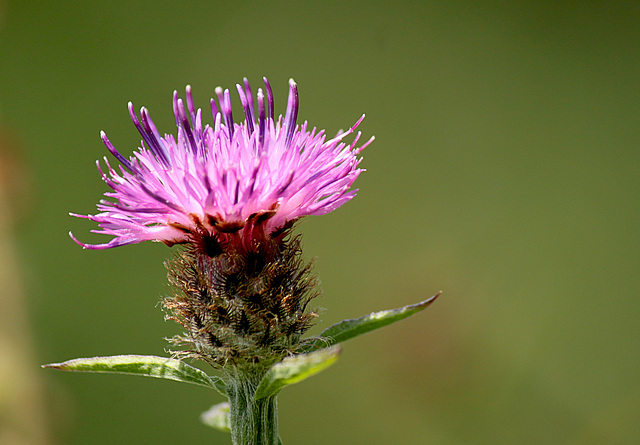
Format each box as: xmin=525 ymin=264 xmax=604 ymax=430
xmin=71 ymin=78 xmax=373 ymax=252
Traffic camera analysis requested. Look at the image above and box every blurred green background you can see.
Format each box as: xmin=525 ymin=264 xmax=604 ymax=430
xmin=1 ymin=0 xmax=639 ymax=443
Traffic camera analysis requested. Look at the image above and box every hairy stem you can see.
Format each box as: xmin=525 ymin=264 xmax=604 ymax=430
xmin=227 ymin=375 xmax=279 ymax=445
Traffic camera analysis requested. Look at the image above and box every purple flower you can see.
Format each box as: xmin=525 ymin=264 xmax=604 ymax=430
xmin=70 ymin=78 xmax=373 ymax=251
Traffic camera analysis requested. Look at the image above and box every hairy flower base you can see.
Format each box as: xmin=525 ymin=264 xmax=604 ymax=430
xmin=164 ymin=230 xmax=318 ymax=371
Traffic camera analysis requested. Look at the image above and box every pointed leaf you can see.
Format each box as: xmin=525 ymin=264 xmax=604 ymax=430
xmin=254 ymin=345 xmax=341 ymax=400
xmin=43 ymin=355 xmax=226 ymax=394
xmin=302 ymin=293 xmax=440 ymax=352
xmin=201 ymin=402 xmax=231 ymax=432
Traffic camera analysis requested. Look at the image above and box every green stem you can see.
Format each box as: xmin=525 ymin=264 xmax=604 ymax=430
xmin=227 ymin=375 xmax=279 ymax=445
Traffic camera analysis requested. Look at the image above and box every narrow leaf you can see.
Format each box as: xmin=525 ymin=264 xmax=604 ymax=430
xmin=201 ymin=402 xmax=231 ymax=432
xmin=254 ymin=345 xmax=341 ymax=400
xmin=43 ymin=355 xmax=226 ymax=394
xmin=302 ymin=293 xmax=440 ymax=352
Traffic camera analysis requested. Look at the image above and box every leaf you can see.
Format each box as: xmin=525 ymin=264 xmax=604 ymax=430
xmin=43 ymin=355 xmax=226 ymax=395
xmin=201 ymin=402 xmax=231 ymax=432
xmin=253 ymin=345 xmax=342 ymax=400
xmin=301 ymin=293 xmax=440 ymax=352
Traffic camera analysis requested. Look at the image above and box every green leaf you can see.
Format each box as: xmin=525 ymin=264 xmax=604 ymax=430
xmin=43 ymin=355 xmax=226 ymax=395
xmin=201 ymin=402 xmax=231 ymax=432
xmin=254 ymin=345 xmax=342 ymax=400
xmin=301 ymin=293 xmax=440 ymax=352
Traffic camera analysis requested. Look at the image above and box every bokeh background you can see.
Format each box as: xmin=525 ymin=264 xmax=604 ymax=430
xmin=1 ymin=1 xmax=639 ymax=443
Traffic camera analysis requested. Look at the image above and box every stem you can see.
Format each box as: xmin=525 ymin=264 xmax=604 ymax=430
xmin=227 ymin=375 xmax=279 ymax=445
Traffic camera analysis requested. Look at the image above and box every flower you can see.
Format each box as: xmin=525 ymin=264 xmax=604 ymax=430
xmin=70 ymin=78 xmax=373 ymax=251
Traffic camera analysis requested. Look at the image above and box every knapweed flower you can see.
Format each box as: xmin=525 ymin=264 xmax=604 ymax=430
xmin=71 ymin=78 xmax=372 ymax=370
xmin=71 ymin=78 xmax=373 ymax=254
